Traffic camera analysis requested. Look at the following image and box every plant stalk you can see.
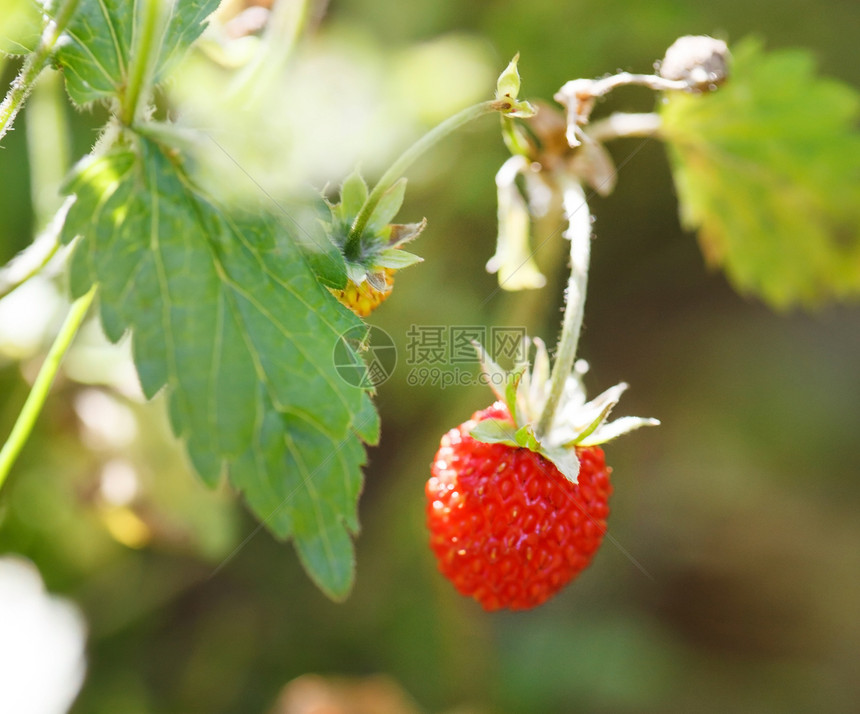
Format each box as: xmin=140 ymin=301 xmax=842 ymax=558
xmin=0 ymin=285 xmax=97 ymax=493
xmin=586 ymin=112 xmax=662 ymax=143
xmin=535 ymin=177 xmax=592 ymax=438
xmin=345 ymin=99 xmax=500 ymax=258
xmin=120 ymin=0 xmax=168 ymax=126
xmin=0 ymin=0 xmax=81 ymax=143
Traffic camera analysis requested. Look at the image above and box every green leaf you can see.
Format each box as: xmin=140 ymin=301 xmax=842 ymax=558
xmin=54 ymin=0 xmax=219 ymax=106
xmin=0 ymin=0 xmax=42 ymax=55
xmin=61 ymin=138 xmax=374 ymax=600
xmin=289 ymin=200 xmax=347 ymax=289
xmin=661 ymin=37 xmax=860 ymax=308
xmin=156 ymin=0 xmax=221 ymax=82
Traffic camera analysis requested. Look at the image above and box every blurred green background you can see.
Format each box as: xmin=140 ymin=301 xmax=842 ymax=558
xmin=1 ymin=0 xmax=860 ymax=712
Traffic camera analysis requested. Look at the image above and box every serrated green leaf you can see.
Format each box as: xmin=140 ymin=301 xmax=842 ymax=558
xmin=61 ymin=138 xmax=374 ymax=599
xmin=0 ymin=0 xmax=42 ymax=55
xmin=661 ymin=37 xmax=860 ymax=308
xmin=54 ymin=0 xmax=219 ymax=106
xmin=354 ymin=392 xmax=381 ymax=447
xmin=156 ymin=0 xmax=221 ymax=82
xmin=366 ymin=178 xmax=407 ymax=236
xmin=286 ymin=201 xmax=346 ymax=289
xmin=230 ymin=388 xmax=367 ymax=600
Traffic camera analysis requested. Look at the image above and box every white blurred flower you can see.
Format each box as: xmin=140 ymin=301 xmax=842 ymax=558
xmin=0 ymin=277 xmax=65 ymax=361
xmin=0 ymin=557 xmax=87 ymax=714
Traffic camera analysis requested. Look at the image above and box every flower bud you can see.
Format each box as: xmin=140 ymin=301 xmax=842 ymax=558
xmin=659 ymin=35 xmax=730 ymax=91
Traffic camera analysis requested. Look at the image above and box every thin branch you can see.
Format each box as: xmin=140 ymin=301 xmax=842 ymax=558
xmin=0 ymin=0 xmax=80 ymax=143
xmin=0 ymin=285 xmax=97 ymax=492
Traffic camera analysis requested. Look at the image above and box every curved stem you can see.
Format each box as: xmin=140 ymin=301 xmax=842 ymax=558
xmin=229 ymin=0 xmax=310 ymax=102
xmin=586 ymin=112 xmax=662 ymax=143
xmin=0 ymin=229 xmax=62 ymax=301
xmin=345 ymin=99 xmax=500 ymax=257
xmin=536 ymin=178 xmax=591 ymax=438
xmin=0 ymin=0 xmax=80 ymax=143
xmin=0 ymin=285 xmax=97 ymax=493
xmin=587 ymin=72 xmax=688 ymax=97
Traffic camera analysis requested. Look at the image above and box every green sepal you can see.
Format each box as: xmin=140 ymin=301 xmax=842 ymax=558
xmin=496 ymin=54 xmax=523 ymax=101
xmin=565 ymin=383 xmax=627 ymax=446
xmin=469 ymin=418 xmax=519 ymax=445
xmin=366 ymin=179 xmax=407 ymax=237
xmin=473 ymin=341 xmax=507 ymax=406
xmin=338 ymin=169 xmax=369 ymax=222
xmin=388 ymin=219 xmax=427 ymax=247
xmin=345 ymin=261 xmax=368 ymax=285
xmin=505 ymin=369 xmax=526 ymax=426
xmin=576 ymin=416 xmax=660 ymax=447
xmin=469 ymin=419 xmax=581 ymax=484
xmin=537 ymin=444 xmax=581 ymax=484
xmin=374 ymin=249 xmax=424 ymax=270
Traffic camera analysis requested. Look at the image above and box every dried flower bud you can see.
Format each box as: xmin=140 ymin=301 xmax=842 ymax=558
xmin=659 ymin=35 xmax=731 ymax=91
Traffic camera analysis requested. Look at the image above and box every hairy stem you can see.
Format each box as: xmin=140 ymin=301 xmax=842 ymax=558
xmin=345 ymin=99 xmax=500 ymax=258
xmin=536 ymin=178 xmax=591 ymax=438
xmin=0 ymin=223 xmax=64 ymax=301
xmin=0 ymin=0 xmax=80 ymax=143
xmin=120 ymin=0 xmax=167 ymax=125
xmin=0 ymin=285 xmax=97 ymax=493
xmin=586 ymin=112 xmax=662 ymax=143
xmin=586 ymin=72 xmax=688 ymax=97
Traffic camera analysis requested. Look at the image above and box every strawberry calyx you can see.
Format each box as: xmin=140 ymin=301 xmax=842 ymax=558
xmin=323 ymin=170 xmax=425 ymax=313
xmin=469 ymin=338 xmax=658 ymax=483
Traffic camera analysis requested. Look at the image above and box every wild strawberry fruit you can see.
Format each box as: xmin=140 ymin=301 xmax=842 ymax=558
xmin=324 ymin=171 xmax=425 ymax=317
xmin=329 ymin=269 xmax=395 ymax=317
xmin=425 ymin=339 xmax=657 ymax=611
xmin=427 ymin=402 xmax=612 ymax=611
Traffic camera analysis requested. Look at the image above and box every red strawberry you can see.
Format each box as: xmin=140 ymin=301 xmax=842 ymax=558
xmin=426 ymin=402 xmax=612 ymax=611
